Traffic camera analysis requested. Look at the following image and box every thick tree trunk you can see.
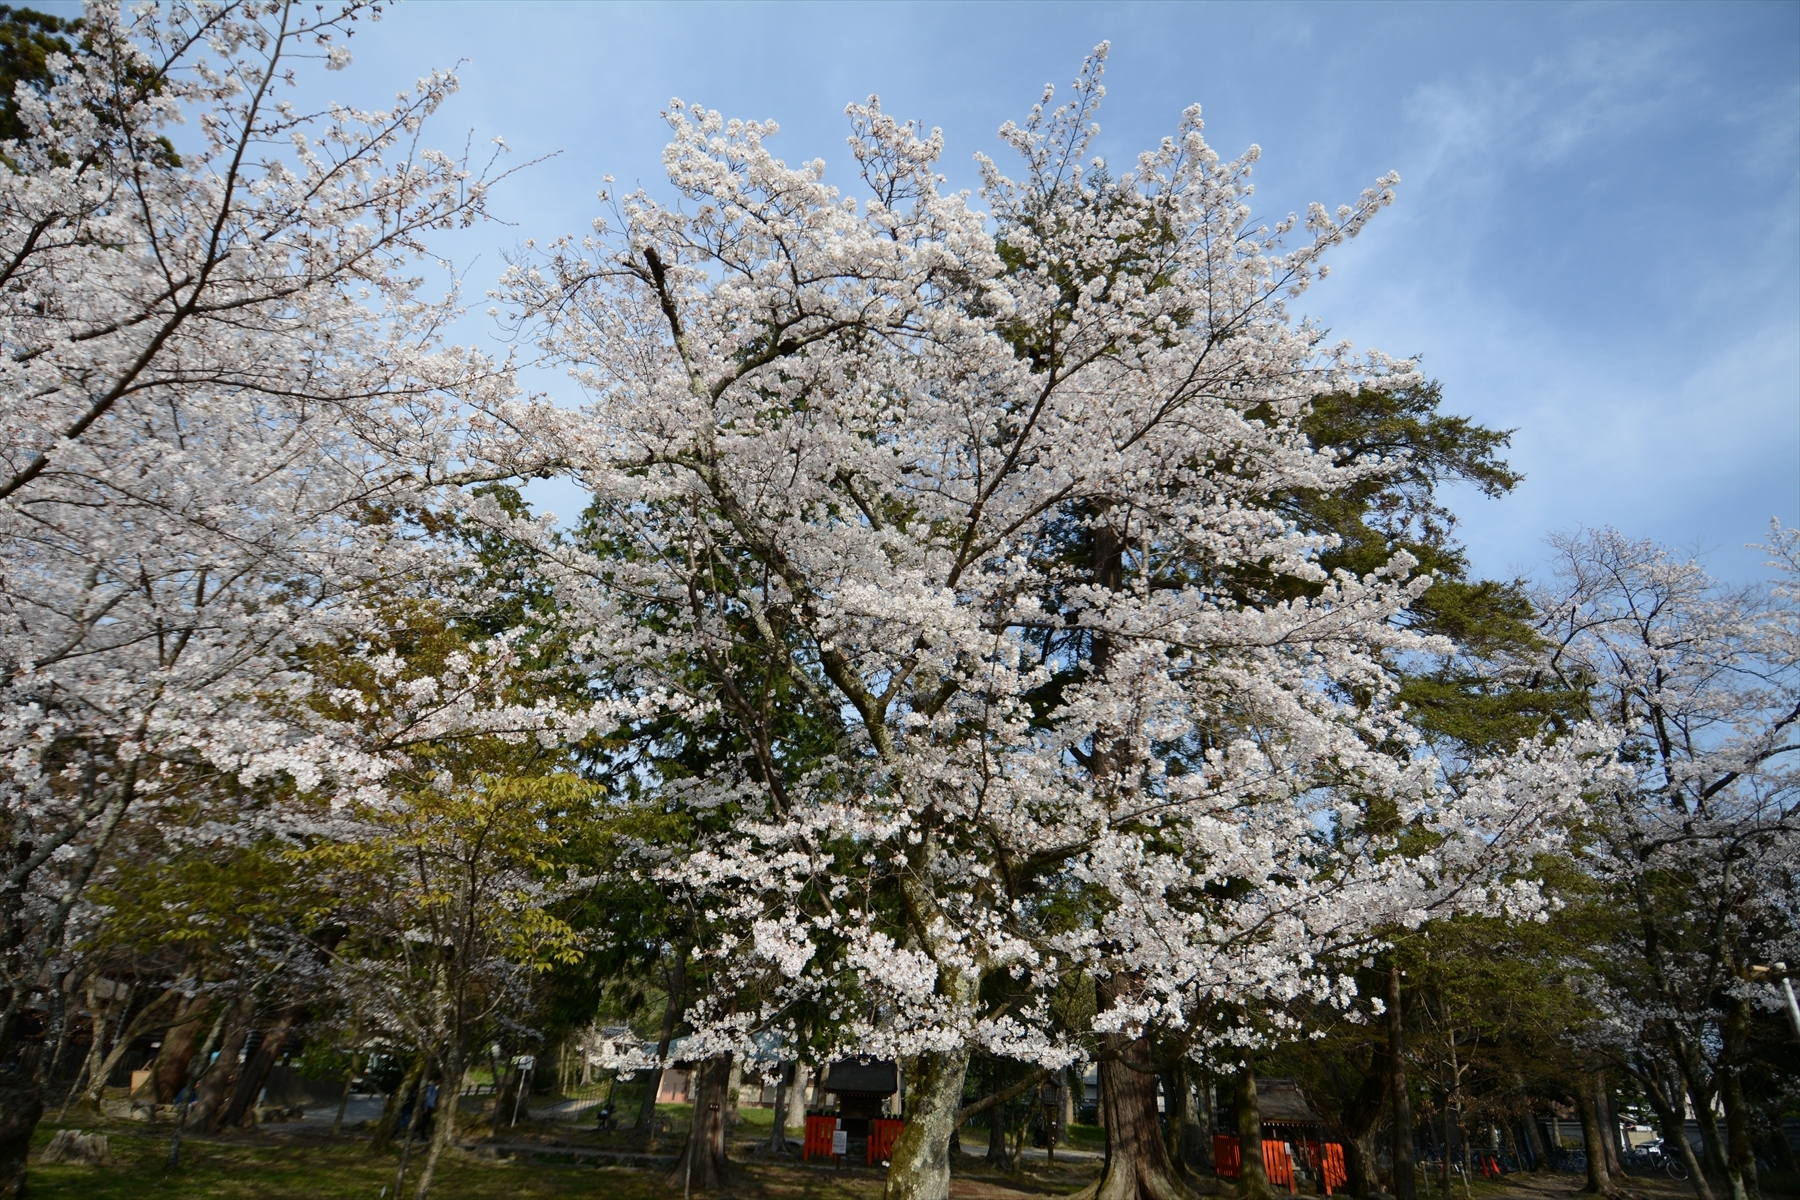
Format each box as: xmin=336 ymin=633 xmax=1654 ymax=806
xmin=148 ymin=992 xmax=210 ymax=1102
xmin=1084 ymin=1040 xmax=1193 ymax=1200
xmin=1161 ymin=1067 xmax=1185 ymax=1171
xmin=1237 ymin=1056 xmax=1275 ymax=1200
xmin=391 ymin=1060 xmax=433 ymax=1198
xmin=1389 ymin=967 xmax=1417 ymax=1200
xmin=217 ymin=1006 xmax=299 ymax=1129
xmin=1519 ymin=1100 xmax=1549 ymax=1172
xmin=488 ymin=1057 xmax=519 ymax=1139
xmin=1341 ymin=1045 xmax=1389 ymax=1197
xmin=1718 ymin=1002 xmax=1760 ymax=1200
xmin=1080 ymin=966 xmax=1194 ymax=1200
xmin=0 ymin=1072 xmax=42 ymax=1197
xmin=886 ymin=1044 xmax=972 ymax=1200
xmin=669 ymin=1053 xmax=733 ymax=1193
xmin=1575 ymin=1076 xmax=1617 ymax=1196
xmin=788 ymin=1063 xmax=809 ymax=1131
xmin=1596 ymin=1073 xmax=1622 ymax=1179
xmin=767 ymin=1062 xmax=792 ymax=1155
xmin=187 ymin=1003 xmax=254 ymax=1133
xmin=168 ymin=1005 xmax=229 ymax=1171
xmin=1162 ymin=1062 xmax=1209 ymax=1175
xmin=988 ymin=1094 xmax=1012 ymax=1166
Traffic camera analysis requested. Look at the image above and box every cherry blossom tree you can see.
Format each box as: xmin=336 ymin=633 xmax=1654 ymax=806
xmin=1533 ymin=526 xmax=1800 ymax=1200
xmin=0 ymin=2 xmax=531 ymax=1179
xmin=490 ymin=48 xmax=1604 ymax=1200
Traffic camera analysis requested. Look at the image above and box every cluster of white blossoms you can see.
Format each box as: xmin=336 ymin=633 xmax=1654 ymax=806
xmin=1528 ymin=525 xmax=1800 ymax=1167
xmin=2 ymin=13 xmax=1677 ymax=1197
xmin=0 ymin=1 xmax=563 ymax=1033
xmin=486 ymin=47 xmax=1610 ymax=1177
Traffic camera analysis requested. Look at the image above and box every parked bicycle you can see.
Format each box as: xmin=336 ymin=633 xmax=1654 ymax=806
xmin=1620 ymin=1141 xmax=1689 ymax=1180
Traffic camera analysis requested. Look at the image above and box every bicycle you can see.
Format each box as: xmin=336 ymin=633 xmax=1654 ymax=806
xmin=1621 ymin=1141 xmax=1688 ymax=1180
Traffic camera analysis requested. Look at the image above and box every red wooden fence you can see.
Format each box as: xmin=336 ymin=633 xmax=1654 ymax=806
xmin=868 ymin=1119 xmax=904 ymax=1163
xmin=803 ymin=1115 xmax=837 ymax=1160
xmin=1214 ymin=1134 xmax=1346 ymax=1195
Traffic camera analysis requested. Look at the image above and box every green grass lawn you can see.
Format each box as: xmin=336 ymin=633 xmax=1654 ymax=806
xmin=27 ymin=1119 xmax=900 ymax=1200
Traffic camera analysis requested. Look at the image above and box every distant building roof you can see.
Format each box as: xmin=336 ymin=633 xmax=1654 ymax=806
xmin=822 ymin=1059 xmax=898 ymax=1096
xmin=1258 ymin=1078 xmax=1326 ymax=1126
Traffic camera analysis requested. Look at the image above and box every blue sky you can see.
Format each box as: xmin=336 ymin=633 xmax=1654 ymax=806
xmin=57 ymin=1 xmax=1800 ymax=584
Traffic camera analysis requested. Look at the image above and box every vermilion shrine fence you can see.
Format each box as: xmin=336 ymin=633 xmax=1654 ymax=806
xmin=1214 ymin=1134 xmax=1348 ymax=1195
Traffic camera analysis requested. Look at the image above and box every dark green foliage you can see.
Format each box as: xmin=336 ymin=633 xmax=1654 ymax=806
xmin=1281 ymin=382 xmax=1585 ymax=755
xmin=0 ymin=6 xmax=76 ymax=146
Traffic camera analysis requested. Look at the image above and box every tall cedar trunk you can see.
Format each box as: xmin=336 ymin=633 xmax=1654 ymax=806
xmin=1440 ymin=1101 xmax=1454 ymax=1193
xmin=1389 ymin=966 xmax=1417 ymax=1200
xmin=1063 ymin=1065 xmax=1078 ymax=1146
xmin=412 ymin=1044 xmax=464 ymax=1200
xmin=1341 ymin=1045 xmax=1390 ymax=1198
xmin=1575 ymin=1075 xmax=1616 ymax=1196
xmin=1237 ymin=1056 xmax=1275 ymax=1200
xmin=1162 ymin=1062 xmax=1208 ymax=1174
xmin=669 ymin=1053 xmax=733 ymax=1193
xmin=636 ymin=939 xmax=689 ymax=1134
xmin=886 ymin=1044 xmax=971 ymax=1200
xmin=989 ymin=1093 xmax=1012 ymax=1165
xmin=1194 ymin=1071 xmax=1214 ymax=1169
xmin=217 ymin=1006 xmax=299 ymax=1129
xmin=1596 ymin=1073 xmax=1622 ymax=1179
xmin=148 ymin=992 xmax=210 ymax=1102
xmin=1642 ymin=1063 xmax=1714 ymax=1200
xmin=1089 ymin=1039 xmax=1192 ymax=1200
xmin=1719 ymin=998 xmax=1760 ymax=1200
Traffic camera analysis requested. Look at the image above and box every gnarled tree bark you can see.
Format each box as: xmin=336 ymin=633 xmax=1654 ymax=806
xmin=668 ymin=1053 xmax=734 ymax=1193
xmin=1082 ymin=973 xmax=1197 ymax=1200
xmin=886 ymin=1043 xmax=973 ymax=1200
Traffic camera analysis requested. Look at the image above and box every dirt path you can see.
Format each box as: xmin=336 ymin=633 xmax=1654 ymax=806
xmin=1481 ymin=1172 xmax=1705 ymax=1200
